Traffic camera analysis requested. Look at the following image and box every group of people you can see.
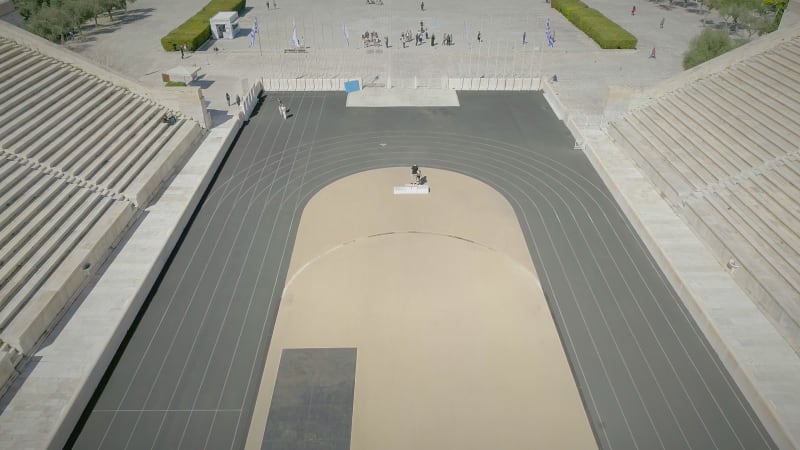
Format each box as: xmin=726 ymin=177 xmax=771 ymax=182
xmin=362 ymin=30 xmax=382 ymax=47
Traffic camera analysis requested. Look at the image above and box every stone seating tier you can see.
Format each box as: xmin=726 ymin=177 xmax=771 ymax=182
xmin=677 ymin=87 xmax=780 ymax=166
xmin=0 ymin=35 xmax=204 ymax=392
xmin=609 ymin=34 xmax=800 ymax=350
xmin=0 ymin=157 xmax=136 ymax=354
xmin=0 ymin=37 xmax=203 ymax=206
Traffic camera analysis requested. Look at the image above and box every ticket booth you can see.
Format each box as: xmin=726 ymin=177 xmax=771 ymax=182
xmin=210 ymin=11 xmax=239 ymax=40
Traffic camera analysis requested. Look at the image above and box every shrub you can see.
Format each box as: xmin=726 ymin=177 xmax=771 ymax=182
xmin=166 ymin=81 xmax=187 ymax=86
xmin=682 ymin=28 xmax=742 ymax=69
xmin=160 ymin=0 xmax=246 ymax=51
xmin=551 ymin=0 xmax=637 ymax=49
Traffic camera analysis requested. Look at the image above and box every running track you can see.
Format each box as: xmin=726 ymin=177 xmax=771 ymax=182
xmin=70 ymin=92 xmax=775 ymax=449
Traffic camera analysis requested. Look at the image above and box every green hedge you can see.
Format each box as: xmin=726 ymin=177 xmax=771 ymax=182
xmin=551 ymin=0 xmax=637 ymax=49
xmin=161 ymin=0 xmax=246 ymax=51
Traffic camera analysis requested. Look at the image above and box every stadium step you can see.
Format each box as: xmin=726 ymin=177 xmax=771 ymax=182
xmin=607 ymin=119 xmax=691 ymax=203
xmin=655 ymin=96 xmax=741 ymax=180
xmin=0 ymin=44 xmax=26 ymax=73
xmin=0 ymin=170 xmax=60 ymax=253
xmin=23 ymin=87 xmax=128 ymax=161
xmin=0 ymin=56 xmax=50 ymax=96
xmin=44 ymin=92 xmax=138 ymax=167
xmin=100 ymin=110 xmax=179 ymax=192
xmin=121 ymin=120 xmax=203 ymax=206
xmin=51 ymin=99 xmax=149 ymax=172
xmin=706 ymin=76 xmax=800 ymax=151
xmin=0 ymin=197 xmax=134 ymax=354
xmin=633 ymin=106 xmax=713 ymax=189
xmin=0 ymin=65 xmax=74 ymax=124
xmin=9 ymin=82 xmax=114 ymax=154
xmin=722 ymin=68 xmax=800 ymax=126
xmin=0 ymin=79 xmax=97 ymax=149
xmin=0 ymin=61 xmax=66 ymax=112
xmin=689 ymin=193 xmax=800 ymax=309
xmin=0 ymin=184 xmax=90 ymax=326
xmin=679 ymin=86 xmax=779 ymax=165
xmin=80 ymin=104 xmax=160 ymax=187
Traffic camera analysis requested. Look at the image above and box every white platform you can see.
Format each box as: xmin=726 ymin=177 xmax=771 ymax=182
xmin=347 ymin=88 xmax=459 ymax=107
xmin=394 ymin=184 xmax=430 ymax=194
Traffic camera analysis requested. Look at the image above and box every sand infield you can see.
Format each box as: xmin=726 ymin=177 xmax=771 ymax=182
xmin=245 ymin=168 xmax=596 ymax=449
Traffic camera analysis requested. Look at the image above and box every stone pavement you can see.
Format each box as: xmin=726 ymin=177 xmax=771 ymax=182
xmin=64 ymin=0 xmax=721 ymax=120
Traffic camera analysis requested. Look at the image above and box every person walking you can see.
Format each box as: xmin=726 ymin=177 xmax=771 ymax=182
xmin=273 ymin=0 xmax=277 ymax=8
xmin=477 ymin=31 xmax=481 ymax=43
xmin=385 ymin=36 xmax=389 ymax=47
xmin=431 ymin=33 xmax=435 ymax=46
xmin=660 ymin=17 xmax=665 ymax=28
xmin=523 ymin=31 xmax=527 ymax=45
xmin=225 ymin=93 xmax=230 ymax=106
xmin=266 ymin=0 xmax=269 ymax=9
xmin=278 ymin=100 xmax=287 ymax=119
xmin=179 ymin=46 xmax=184 ymax=59
xmin=631 ymin=5 xmax=636 ymax=15
xmin=235 ymin=95 xmax=241 ymax=106
xmin=649 ymin=47 xmax=656 ymax=58
xmin=421 ymin=1 xmax=424 ymax=11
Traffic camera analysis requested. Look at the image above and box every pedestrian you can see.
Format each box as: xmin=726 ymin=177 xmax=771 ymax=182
xmin=273 ymin=0 xmax=276 ymax=8
xmin=425 ymin=31 xmax=429 ymax=39
xmin=660 ymin=17 xmax=665 ymax=28
xmin=266 ymin=0 xmax=269 ymax=9
xmin=180 ymin=47 xmax=184 ymax=59
xmin=278 ymin=100 xmax=287 ymax=119
xmin=649 ymin=47 xmax=656 ymax=58
xmin=225 ymin=92 xmax=230 ymax=106
xmin=385 ymin=36 xmax=388 ymax=47
xmin=431 ymin=33 xmax=435 ymax=46
xmin=421 ymin=1 xmax=424 ymax=11
xmin=631 ymin=5 xmax=636 ymax=15
xmin=477 ymin=31 xmax=481 ymax=43
xmin=523 ymin=31 xmax=527 ymax=45
xmin=235 ymin=95 xmax=241 ymax=106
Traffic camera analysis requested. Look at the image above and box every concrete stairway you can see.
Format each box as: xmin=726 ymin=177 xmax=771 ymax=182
xmin=0 ymin=35 xmax=205 ymax=390
xmin=608 ymin=35 xmax=800 ymax=351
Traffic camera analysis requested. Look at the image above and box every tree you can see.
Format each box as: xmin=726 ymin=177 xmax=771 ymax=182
xmin=683 ymin=28 xmax=740 ymax=69
xmin=97 ymin=0 xmax=118 ymax=21
xmin=11 ymin=0 xmax=46 ymax=20
xmin=118 ymin=0 xmax=136 ymax=12
xmin=707 ymin=0 xmax=767 ymax=29
xmin=26 ymin=4 xmax=72 ymax=42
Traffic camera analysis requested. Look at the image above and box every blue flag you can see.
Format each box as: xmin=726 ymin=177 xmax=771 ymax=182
xmin=249 ymin=17 xmax=259 ymax=48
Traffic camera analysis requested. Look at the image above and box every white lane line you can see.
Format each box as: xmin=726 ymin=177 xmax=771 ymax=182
xmin=96 ymin=105 xmax=265 ymax=449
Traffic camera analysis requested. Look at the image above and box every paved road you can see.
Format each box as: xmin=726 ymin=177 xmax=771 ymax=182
xmin=70 ymin=92 xmax=775 ymax=450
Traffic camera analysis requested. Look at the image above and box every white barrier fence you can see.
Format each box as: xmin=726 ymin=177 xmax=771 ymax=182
xmin=259 ymin=77 xmax=541 ymax=91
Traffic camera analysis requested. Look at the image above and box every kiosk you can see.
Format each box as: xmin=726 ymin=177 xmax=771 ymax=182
xmin=210 ymin=11 xmax=239 ymax=40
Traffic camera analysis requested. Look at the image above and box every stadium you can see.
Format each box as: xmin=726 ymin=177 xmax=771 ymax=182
xmin=0 ymin=0 xmax=799 ymax=448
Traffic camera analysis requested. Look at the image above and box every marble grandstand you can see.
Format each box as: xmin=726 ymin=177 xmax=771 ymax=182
xmin=0 ymin=34 xmax=203 ymax=391
xmin=609 ymin=29 xmax=800 ymax=353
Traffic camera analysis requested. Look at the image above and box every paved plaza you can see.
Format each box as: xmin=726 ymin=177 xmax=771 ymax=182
xmin=65 ymin=0 xmax=721 ymax=119
xmin=69 ymin=92 xmax=774 ymax=449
